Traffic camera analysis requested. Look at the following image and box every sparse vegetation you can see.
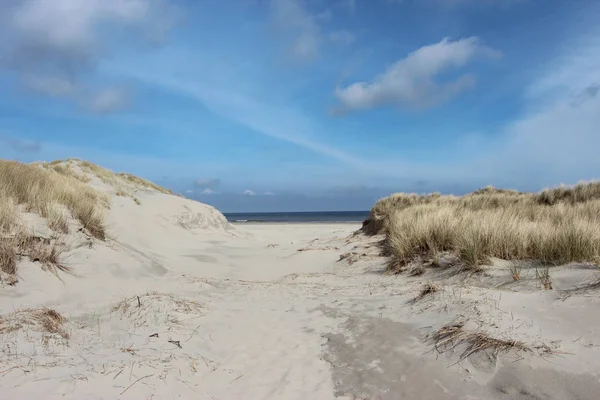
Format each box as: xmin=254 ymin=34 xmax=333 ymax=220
xmin=365 ymin=181 xmax=600 ymax=273
xmin=0 ymin=160 xmax=109 ymax=282
xmin=536 ymin=266 xmax=553 ymax=290
xmin=49 ymin=163 xmax=91 ymax=183
xmin=117 ymin=173 xmax=173 ymax=195
xmin=509 ymin=264 xmax=522 ymax=281
xmin=413 ymin=283 xmax=440 ymax=303
xmin=111 ymin=292 xmax=203 ymax=328
xmin=429 ymin=321 xmax=530 ymax=360
xmin=79 ymin=160 xmax=117 ymax=185
xmin=0 ymin=160 xmax=108 ymax=237
xmin=0 ymin=308 xmax=69 ymax=339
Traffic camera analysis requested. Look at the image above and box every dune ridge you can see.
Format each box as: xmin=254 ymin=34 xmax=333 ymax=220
xmin=1 ymin=159 xmax=599 ymax=399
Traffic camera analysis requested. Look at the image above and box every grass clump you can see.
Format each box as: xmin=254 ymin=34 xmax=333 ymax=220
xmin=0 ymin=160 xmax=108 ymax=239
xmin=48 ymin=163 xmax=91 ymax=183
xmin=429 ymin=321 xmax=530 ymax=360
xmin=371 ymin=181 xmax=600 ymax=273
xmin=117 ymin=173 xmax=173 ymax=194
xmin=0 ymin=308 xmax=69 ymax=339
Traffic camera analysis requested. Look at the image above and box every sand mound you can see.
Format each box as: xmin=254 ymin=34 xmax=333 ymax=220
xmin=0 ymin=308 xmax=69 ymax=339
xmin=110 ymin=292 xmax=204 ymax=329
xmin=1 ymin=159 xmax=233 ymax=286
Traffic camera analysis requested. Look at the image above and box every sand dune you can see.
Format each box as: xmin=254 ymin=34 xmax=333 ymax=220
xmin=1 ymin=161 xmax=600 ymax=399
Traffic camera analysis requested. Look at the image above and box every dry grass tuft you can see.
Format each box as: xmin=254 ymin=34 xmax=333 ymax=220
xmin=0 ymin=160 xmax=108 ymax=239
xmin=49 ymin=163 xmax=91 ymax=183
xmin=429 ymin=321 xmax=529 ymax=360
xmin=369 ymin=181 xmax=600 ymax=273
xmin=0 ymin=237 xmax=18 ymax=278
xmin=111 ymin=292 xmax=203 ymax=328
xmin=117 ymin=173 xmax=173 ymax=194
xmin=21 ymin=236 xmax=70 ymax=276
xmin=337 ymin=252 xmax=368 ymax=265
xmin=413 ymin=283 xmax=440 ymax=303
xmin=79 ymin=160 xmax=117 ymax=185
xmin=0 ymin=160 xmax=108 ymax=282
xmin=509 ymin=264 xmax=522 ymax=281
xmin=535 ymin=266 xmax=553 ymax=290
xmin=0 ymin=308 xmax=69 ymax=339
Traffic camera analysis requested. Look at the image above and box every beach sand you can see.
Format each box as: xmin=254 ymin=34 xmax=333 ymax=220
xmin=2 ymin=186 xmax=600 ymax=399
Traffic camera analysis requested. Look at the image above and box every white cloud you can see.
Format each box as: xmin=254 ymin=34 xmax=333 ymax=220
xmin=334 ymin=37 xmax=501 ymax=112
xmin=1 ymin=0 xmax=177 ymax=112
xmin=201 ymin=188 xmax=217 ymax=195
xmin=243 ymin=189 xmax=256 ymax=196
xmin=264 ymin=191 xmax=275 ymax=195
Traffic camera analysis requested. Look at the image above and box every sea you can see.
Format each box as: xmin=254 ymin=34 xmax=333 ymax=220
xmin=224 ymin=211 xmax=370 ymax=223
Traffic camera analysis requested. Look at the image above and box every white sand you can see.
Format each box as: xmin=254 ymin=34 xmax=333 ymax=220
xmin=2 ymin=184 xmax=600 ymax=399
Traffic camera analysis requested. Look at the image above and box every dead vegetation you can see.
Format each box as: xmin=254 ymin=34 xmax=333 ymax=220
xmin=429 ymin=321 xmax=530 ymax=361
xmin=0 ymin=160 xmax=108 ymax=239
xmin=0 ymin=160 xmax=108 ymax=283
xmin=0 ymin=308 xmax=69 ymax=339
xmin=364 ymin=181 xmax=600 ymax=274
xmin=117 ymin=173 xmax=173 ymax=195
xmin=297 ymin=245 xmax=339 ymax=252
xmin=1 ymin=158 xmax=173 ymax=283
xmin=111 ymin=292 xmax=203 ymax=328
xmin=337 ymin=251 xmax=369 ymax=265
xmin=412 ymin=283 xmax=440 ymax=303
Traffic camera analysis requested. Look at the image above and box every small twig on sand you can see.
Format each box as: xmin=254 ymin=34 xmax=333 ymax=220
xmin=137 ymin=296 xmax=141 ymax=308
xmin=113 ymin=368 xmax=124 ymax=380
xmin=149 ymin=333 xmax=159 ymax=338
xmin=168 ymin=340 xmax=182 ymax=348
xmin=185 ymin=324 xmax=202 ymax=343
xmin=120 ymin=374 xmax=153 ymax=395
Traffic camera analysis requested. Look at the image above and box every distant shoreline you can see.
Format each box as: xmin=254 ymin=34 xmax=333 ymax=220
xmin=224 ymin=211 xmax=369 ymax=224
xmin=229 ymin=220 xmax=363 ymax=224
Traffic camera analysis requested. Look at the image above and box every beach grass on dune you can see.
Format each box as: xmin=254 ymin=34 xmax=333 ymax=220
xmin=0 ymin=160 xmax=109 ymax=239
xmin=0 ymin=160 xmax=109 ymax=281
xmin=365 ymin=182 xmax=600 ymax=271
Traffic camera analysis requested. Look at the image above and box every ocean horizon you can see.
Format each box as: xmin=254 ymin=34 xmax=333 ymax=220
xmin=224 ymin=211 xmax=369 ymax=223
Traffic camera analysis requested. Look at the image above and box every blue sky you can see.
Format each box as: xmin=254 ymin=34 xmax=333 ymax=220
xmin=1 ymin=0 xmax=599 ymax=212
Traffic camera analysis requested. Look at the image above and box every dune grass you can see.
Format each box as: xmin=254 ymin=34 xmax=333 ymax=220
xmin=0 ymin=161 xmax=109 ymax=238
xmin=365 ymin=182 xmax=600 ymax=272
xmin=0 ymin=307 xmax=69 ymax=339
xmin=117 ymin=173 xmax=173 ymax=194
xmin=0 ymin=161 xmax=110 ymax=282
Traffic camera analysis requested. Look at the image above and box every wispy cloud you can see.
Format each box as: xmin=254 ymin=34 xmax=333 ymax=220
xmin=0 ymin=0 xmax=178 ymax=113
xmin=243 ymin=189 xmax=256 ymax=196
xmin=334 ymin=37 xmax=501 ymax=112
xmin=121 ymin=71 xmax=371 ymax=169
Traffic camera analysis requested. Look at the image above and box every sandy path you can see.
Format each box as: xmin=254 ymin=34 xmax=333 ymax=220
xmin=2 ymin=222 xmax=600 ymax=399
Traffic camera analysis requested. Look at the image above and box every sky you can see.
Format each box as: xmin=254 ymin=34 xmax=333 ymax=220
xmin=0 ymin=0 xmax=599 ymax=212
